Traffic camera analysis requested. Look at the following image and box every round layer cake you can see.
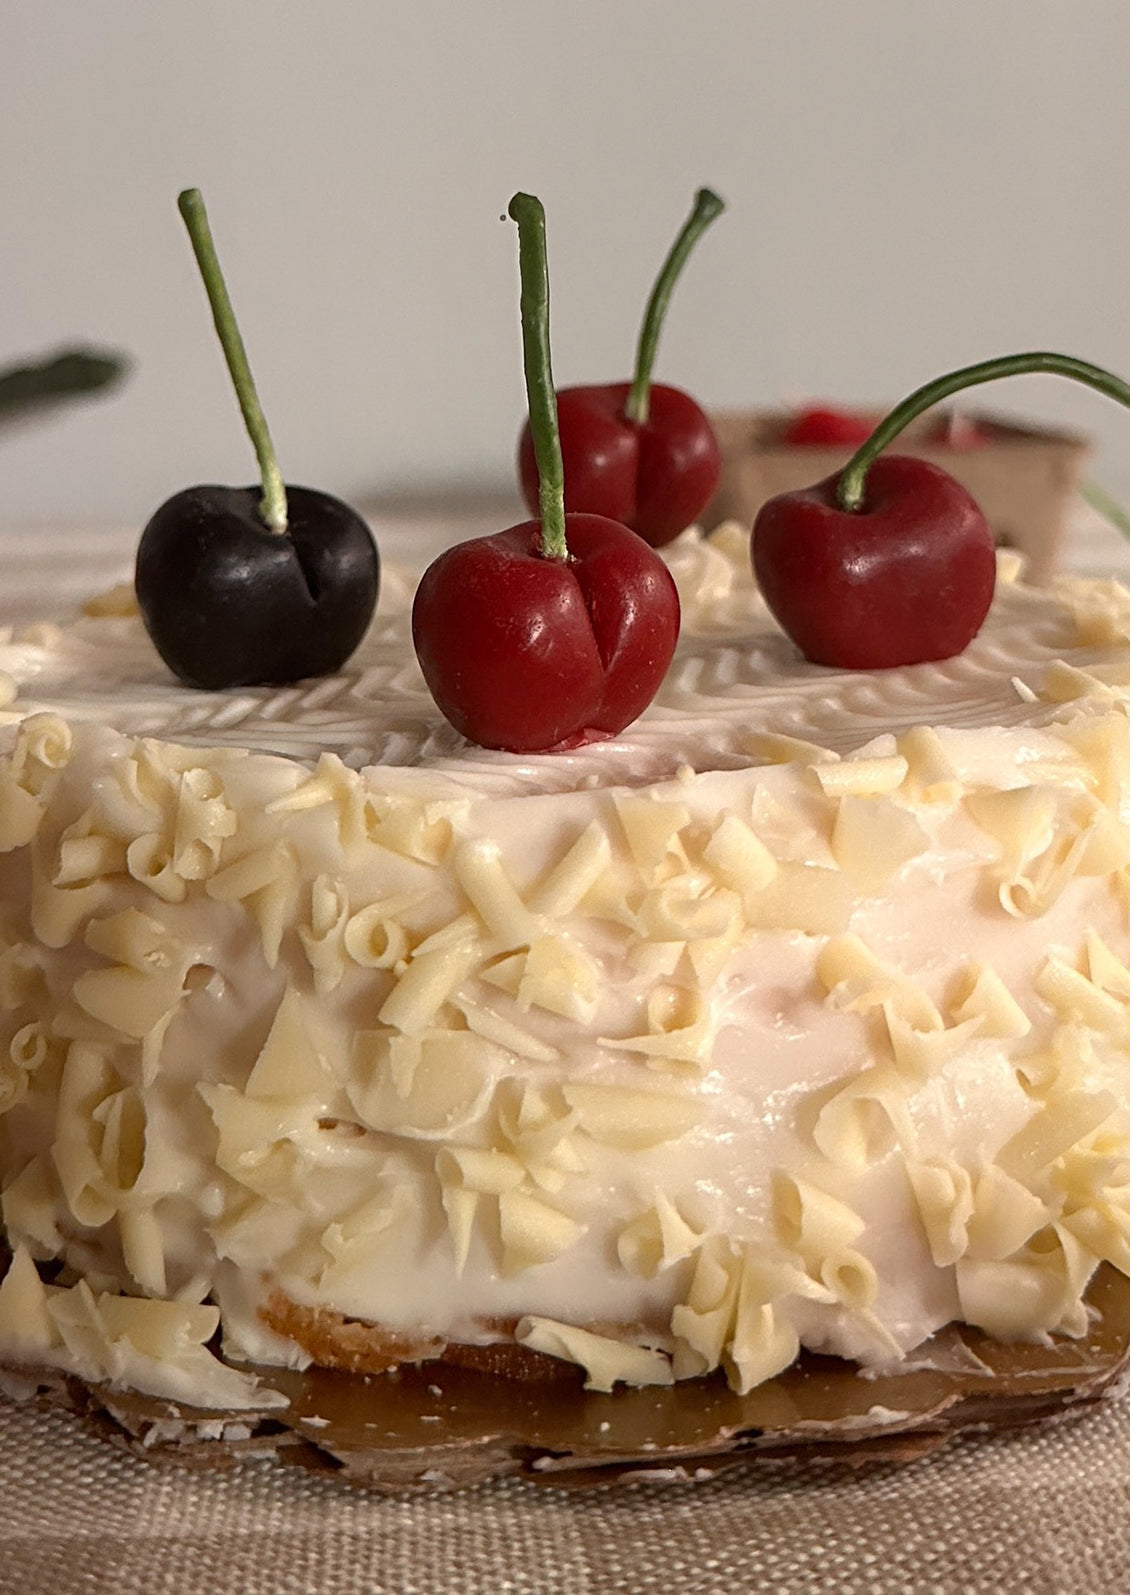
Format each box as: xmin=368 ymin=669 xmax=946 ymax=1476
xmin=0 ymin=524 xmax=1128 ymax=1411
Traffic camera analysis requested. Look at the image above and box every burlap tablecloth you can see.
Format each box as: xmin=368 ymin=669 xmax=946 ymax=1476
xmin=1 ymin=504 xmax=1128 ymax=1594
xmin=2 ymin=1392 xmax=1128 ymax=1594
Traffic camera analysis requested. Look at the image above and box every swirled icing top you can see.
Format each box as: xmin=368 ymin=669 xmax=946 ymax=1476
xmin=0 ymin=525 xmax=1119 ymax=797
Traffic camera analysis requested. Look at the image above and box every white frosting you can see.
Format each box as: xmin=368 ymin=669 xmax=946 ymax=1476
xmin=0 ymin=525 xmax=1129 ymax=1403
xmin=0 ymin=527 xmax=1103 ymax=793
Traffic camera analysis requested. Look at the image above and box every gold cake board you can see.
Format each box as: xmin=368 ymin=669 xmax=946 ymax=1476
xmin=3 ymin=1266 xmax=1129 ymax=1494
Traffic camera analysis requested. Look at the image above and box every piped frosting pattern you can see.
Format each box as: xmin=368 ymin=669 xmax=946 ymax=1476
xmin=0 ymin=527 xmax=1115 ymax=792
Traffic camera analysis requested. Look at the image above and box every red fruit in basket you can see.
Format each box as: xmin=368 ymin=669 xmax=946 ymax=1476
xmin=930 ymin=411 xmax=990 ymax=450
xmin=780 ymin=405 xmax=876 ymax=447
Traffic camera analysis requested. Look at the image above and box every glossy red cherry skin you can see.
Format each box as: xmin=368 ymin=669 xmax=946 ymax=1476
xmin=412 ymin=513 xmax=680 ymax=752
xmin=518 ymin=383 xmax=721 ymax=549
xmin=752 ymin=455 xmax=996 ymax=670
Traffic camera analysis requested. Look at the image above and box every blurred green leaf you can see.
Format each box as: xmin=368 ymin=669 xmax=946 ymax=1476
xmin=0 ymin=347 xmax=130 ymax=419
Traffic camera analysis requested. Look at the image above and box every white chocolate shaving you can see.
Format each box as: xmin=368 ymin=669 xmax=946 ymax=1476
xmin=125 ymin=833 xmax=187 ymax=904
xmin=529 ymin=821 xmax=613 ymax=918
xmin=773 ymin=1173 xmax=865 ymax=1256
xmin=1 ymin=1158 xmax=62 ymax=1254
xmin=896 ymin=726 xmax=961 ymax=804
xmin=297 ymin=874 xmax=351 ymax=994
xmin=562 ymin=1081 xmax=699 ymax=1150
xmin=498 ymin=1188 xmax=584 ymax=1274
xmin=515 ymin=1316 xmax=673 ymax=1391
xmin=999 ymin=1091 xmax=1119 ymax=1183
xmin=950 ymin=965 xmax=1031 ymax=1038
xmin=246 ymin=988 xmax=341 ymax=1104
xmin=617 ymin=1194 xmax=701 ymax=1278
xmin=906 ymin=1158 xmax=975 ymax=1267
xmin=351 ymin=1029 xmax=493 ymax=1139
xmin=516 ymin=934 xmax=599 ymax=1023
xmin=173 ymin=766 xmax=237 ymax=880
xmin=342 ymin=901 xmax=410 ymax=970
xmin=378 ymin=937 xmax=482 ymax=1034
xmin=671 ymin=1238 xmax=804 ymax=1394
xmin=830 ymin=797 xmax=927 ymax=888
xmin=601 ymin=985 xmax=714 ymax=1070
xmin=744 ymin=863 xmax=854 ymax=935
xmin=702 ymin=812 xmax=778 ymax=905
xmin=454 ymin=838 xmax=534 ymax=949
xmin=613 ymin=795 xmax=691 ymax=884
xmin=818 ymin=935 xmax=942 ymax=1033
xmin=813 ymin=1065 xmax=914 ymax=1169
xmin=454 ymin=997 xmax=558 ymax=1062
xmin=745 ymin=732 xmax=839 ymax=767
xmin=814 ymin=756 xmax=909 ymax=799
xmin=1035 ymin=956 xmax=1130 ymax=1038
xmin=964 ymin=1164 xmax=1050 ymax=1261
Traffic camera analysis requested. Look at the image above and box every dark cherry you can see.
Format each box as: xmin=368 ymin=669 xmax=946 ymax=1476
xmin=135 ymin=188 xmax=380 ymax=692
xmin=136 ymin=484 xmax=379 ymax=689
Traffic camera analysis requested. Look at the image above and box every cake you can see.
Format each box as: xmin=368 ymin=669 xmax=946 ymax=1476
xmin=1 ymin=522 xmax=1130 ymax=1436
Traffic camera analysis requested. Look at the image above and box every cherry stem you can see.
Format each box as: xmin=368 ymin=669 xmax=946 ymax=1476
xmin=624 ymin=187 xmax=725 ymax=427
xmin=837 ymin=351 xmax=1130 ymax=512
xmin=176 ymin=188 xmax=288 ymax=534
xmin=508 ymin=192 xmax=567 ymax=560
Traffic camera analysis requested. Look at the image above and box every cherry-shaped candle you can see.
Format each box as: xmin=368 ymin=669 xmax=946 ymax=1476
xmin=412 ymin=193 xmax=680 ymax=754
xmin=135 ymin=188 xmax=379 ymax=690
xmin=517 ymin=187 xmax=725 ymax=549
xmin=752 ymin=352 xmax=1130 ymax=671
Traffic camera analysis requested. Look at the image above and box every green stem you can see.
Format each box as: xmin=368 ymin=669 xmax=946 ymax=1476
xmin=837 ymin=351 xmax=1130 ymax=512
xmin=508 ymin=192 xmax=567 ymax=560
xmin=176 ymin=188 xmax=288 ymax=534
xmin=624 ymin=187 xmax=725 ymax=426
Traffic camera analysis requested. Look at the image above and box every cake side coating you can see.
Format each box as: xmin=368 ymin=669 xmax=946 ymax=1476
xmin=0 ymin=528 xmax=1129 ymax=1406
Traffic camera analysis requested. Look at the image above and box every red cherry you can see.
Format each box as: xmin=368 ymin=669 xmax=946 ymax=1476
xmin=751 ymin=455 xmax=996 ymax=669
xmin=412 ymin=514 xmax=680 ymax=752
xmin=516 ymin=188 xmax=725 ymax=551
xmin=518 ymin=382 xmax=722 ymax=548
xmin=780 ymin=405 xmax=877 ymax=447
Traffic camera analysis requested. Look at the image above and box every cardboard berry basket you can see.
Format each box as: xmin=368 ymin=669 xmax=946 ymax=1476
xmin=706 ymin=408 xmax=1090 ymax=584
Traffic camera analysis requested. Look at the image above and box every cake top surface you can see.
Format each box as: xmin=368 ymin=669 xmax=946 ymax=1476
xmin=0 ymin=523 xmax=1124 ymax=796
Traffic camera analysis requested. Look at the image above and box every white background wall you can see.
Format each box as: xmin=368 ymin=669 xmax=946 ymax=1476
xmin=4 ymin=1 xmax=1130 ymax=531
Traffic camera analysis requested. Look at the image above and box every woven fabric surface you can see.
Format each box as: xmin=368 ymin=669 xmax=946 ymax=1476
xmin=1 ymin=508 xmax=1129 ymax=1595
xmin=1 ymin=1394 xmax=1129 ymax=1594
